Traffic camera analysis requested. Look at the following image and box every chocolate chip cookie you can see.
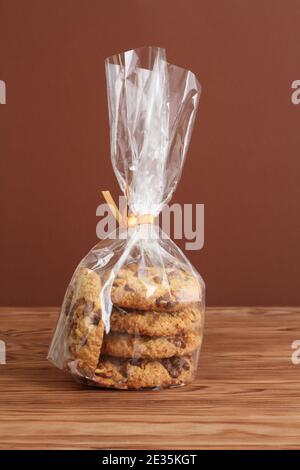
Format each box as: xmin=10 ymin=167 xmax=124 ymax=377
xmin=65 ymin=266 xmax=102 ymax=315
xmin=110 ymin=264 xmax=202 ymax=311
xmin=67 ymin=267 xmax=104 ymax=376
xmin=91 ymin=355 xmax=196 ymax=389
xmin=101 ymin=331 xmax=201 ymax=359
xmin=110 ymin=305 xmax=202 ymax=337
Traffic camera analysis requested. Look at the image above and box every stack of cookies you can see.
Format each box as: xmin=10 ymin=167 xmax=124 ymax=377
xmin=64 ymin=264 xmax=204 ymax=390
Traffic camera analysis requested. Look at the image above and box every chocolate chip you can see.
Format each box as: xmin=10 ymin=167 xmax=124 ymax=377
xmin=129 ymin=358 xmax=144 ymax=367
xmin=155 ymin=295 xmax=175 ymax=309
xmin=162 ymin=357 xmax=190 ymax=378
xmin=169 ymin=337 xmax=186 ymax=348
xmin=161 ymin=358 xmax=179 ymax=378
xmin=92 ymin=310 xmax=101 ymax=326
xmin=124 ymin=284 xmax=135 ymax=292
xmin=153 ymin=276 xmax=162 ymax=284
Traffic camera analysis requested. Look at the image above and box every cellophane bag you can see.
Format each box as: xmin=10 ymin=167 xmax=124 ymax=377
xmin=48 ymin=46 xmax=205 ymax=390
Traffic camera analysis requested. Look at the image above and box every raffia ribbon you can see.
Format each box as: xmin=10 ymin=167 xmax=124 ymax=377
xmin=101 ymin=190 xmax=154 ymax=228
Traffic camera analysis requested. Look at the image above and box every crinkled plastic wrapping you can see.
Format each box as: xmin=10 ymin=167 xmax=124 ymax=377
xmin=48 ymin=47 xmax=205 ymax=390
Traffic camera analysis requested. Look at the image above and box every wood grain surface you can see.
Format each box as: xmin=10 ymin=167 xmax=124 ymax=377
xmin=0 ymin=307 xmax=299 ymax=450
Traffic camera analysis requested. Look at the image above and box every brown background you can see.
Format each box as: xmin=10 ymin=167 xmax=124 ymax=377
xmin=1 ymin=0 xmax=300 ymax=307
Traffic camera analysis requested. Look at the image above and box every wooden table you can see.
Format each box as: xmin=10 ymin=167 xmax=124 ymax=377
xmin=0 ymin=307 xmax=299 ymax=450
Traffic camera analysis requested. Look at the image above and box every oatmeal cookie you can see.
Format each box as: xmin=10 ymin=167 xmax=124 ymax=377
xmin=67 ymin=268 xmax=104 ymax=375
xmin=110 ymin=305 xmax=202 ymax=336
xmin=64 ymin=266 xmax=102 ymax=316
xmin=110 ymin=264 xmax=202 ymax=311
xmin=92 ymin=355 xmax=196 ymax=389
xmin=101 ymin=331 xmax=201 ymax=359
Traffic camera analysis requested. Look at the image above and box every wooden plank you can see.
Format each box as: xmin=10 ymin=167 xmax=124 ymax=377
xmin=0 ymin=307 xmax=299 ymax=449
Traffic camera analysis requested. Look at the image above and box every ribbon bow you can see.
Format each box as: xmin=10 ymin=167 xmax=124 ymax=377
xmin=101 ymin=191 xmax=154 ymax=228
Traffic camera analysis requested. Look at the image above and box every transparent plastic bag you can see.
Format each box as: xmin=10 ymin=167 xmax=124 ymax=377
xmin=48 ymin=46 xmax=205 ymax=390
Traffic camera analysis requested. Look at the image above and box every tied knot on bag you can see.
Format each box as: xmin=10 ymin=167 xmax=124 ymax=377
xmin=101 ymin=190 xmax=155 ymax=228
